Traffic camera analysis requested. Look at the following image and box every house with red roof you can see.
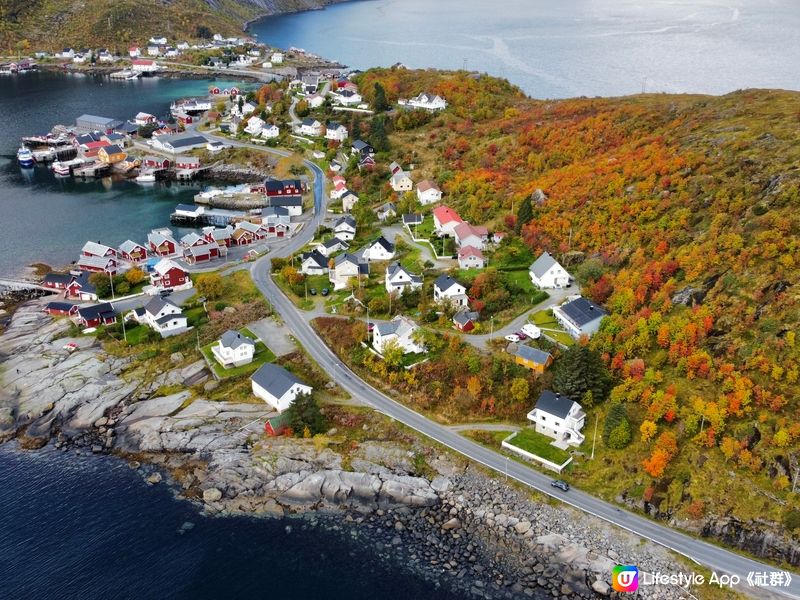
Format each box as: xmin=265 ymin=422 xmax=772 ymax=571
xmin=453 ymin=222 xmax=489 ymax=250
xmin=458 ymin=246 xmax=486 ymax=269
xmin=432 ymin=206 xmax=463 ymax=237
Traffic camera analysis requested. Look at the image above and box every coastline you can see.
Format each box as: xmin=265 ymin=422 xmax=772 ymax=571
xmin=0 ymin=301 xmax=692 ymax=599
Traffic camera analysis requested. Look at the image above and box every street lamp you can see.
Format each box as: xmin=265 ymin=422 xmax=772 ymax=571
xmin=490 ymin=315 xmax=495 ymax=340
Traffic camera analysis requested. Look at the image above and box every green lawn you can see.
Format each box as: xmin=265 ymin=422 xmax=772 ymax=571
xmin=530 ymin=310 xmax=575 ymax=346
xmin=531 ymin=309 xmax=558 ymax=327
xmin=409 ymin=216 xmax=434 ymax=240
xmin=201 ymin=328 xmax=276 ymax=379
xmin=122 ymin=323 xmax=152 ymax=346
xmin=507 ymin=429 xmax=571 ymax=464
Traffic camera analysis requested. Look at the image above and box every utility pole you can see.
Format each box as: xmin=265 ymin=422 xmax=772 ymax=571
xmin=490 ymin=315 xmax=494 ymax=340
xmin=793 ymin=466 xmax=800 ymax=494
xmin=699 ymin=413 xmax=706 ymax=435
xmin=591 ymin=413 xmax=599 ymax=459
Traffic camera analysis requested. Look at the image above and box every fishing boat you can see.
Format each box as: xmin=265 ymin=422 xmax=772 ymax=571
xmin=52 ymin=161 xmax=72 ymax=176
xmin=17 ymin=145 xmax=35 ymax=167
xmin=135 ymin=170 xmax=156 ymax=183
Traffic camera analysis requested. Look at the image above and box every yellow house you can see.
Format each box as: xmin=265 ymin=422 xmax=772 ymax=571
xmin=98 ymin=144 xmax=127 ymax=164
xmin=511 ymin=345 xmax=553 ymax=375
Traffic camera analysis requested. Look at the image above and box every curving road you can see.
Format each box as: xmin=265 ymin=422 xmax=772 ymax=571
xmin=248 ymin=149 xmax=799 ymax=599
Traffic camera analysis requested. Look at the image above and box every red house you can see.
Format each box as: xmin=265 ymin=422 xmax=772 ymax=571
xmin=264 ymin=179 xmax=303 ymax=196
xmin=175 ymin=155 xmax=200 ymax=170
xmin=75 ymin=303 xmax=117 ymax=328
xmin=150 ymin=258 xmax=190 ymax=289
xmin=64 ymin=272 xmax=98 ymax=301
xmin=203 ymin=227 xmax=232 ymax=247
xmin=147 ymin=229 xmax=178 ymax=256
xmin=118 ymin=240 xmax=148 ymax=263
xmin=231 ymin=222 xmax=263 ymax=246
xmin=143 ymin=156 xmax=170 ymax=169
xmin=185 ymin=244 xmax=219 ymax=263
xmin=45 ymin=302 xmax=78 ymax=317
xmin=43 ymin=272 xmax=74 ymax=290
xmin=82 ymin=241 xmax=117 ymax=258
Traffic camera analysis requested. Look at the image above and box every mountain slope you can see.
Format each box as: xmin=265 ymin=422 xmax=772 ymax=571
xmin=354 ymin=68 xmax=800 ymax=552
xmin=0 ymin=0 xmax=350 ymax=52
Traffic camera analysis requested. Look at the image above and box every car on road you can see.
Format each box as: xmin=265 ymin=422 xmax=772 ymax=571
xmin=367 ymin=322 xmax=375 ymax=332
xmin=521 ymin=324 xmax=542 ymax=339
xmin=159 ymin=289 xmax=173 ymax=297
xmin=551 ymin=479 xmax=570 ymax=492
xmin=505 ymin=334 xmax=520 ymax=343
xmin=63 ymin=342 xmax=78 ymax=352
xmin=321 ymin=288 xmax=329 ymax=296
xmin=310 ymin=288 xmax=317 ymax=295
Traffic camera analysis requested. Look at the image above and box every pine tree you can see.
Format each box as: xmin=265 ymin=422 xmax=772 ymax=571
xmin=552 ymin=344 xmax=612 ymax=402
xmin=286 ymin=393 xmax=326 ymax=437
xmin=515 ymin=196 xmax=533 ymax=233
xmin=603 ymin=402 xmax=631 ymax=448
xmin=373 ymin=82 xmax=389 ymax=111
xmin=369 ymin=115 xmax=391 ymax=153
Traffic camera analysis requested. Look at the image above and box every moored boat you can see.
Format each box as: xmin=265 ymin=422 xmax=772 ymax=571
xmin=52 ymin=161 xmax=71 ymax=176
xmin=17 ymin=146 xmax=35 ymax=167
xmin=135 ymin=170 xmax=156 ymax=183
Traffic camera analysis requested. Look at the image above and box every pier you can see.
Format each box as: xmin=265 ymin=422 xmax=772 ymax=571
xmin=73 ymin=162 xmax=111 ymax=178
xmin=169 ymin=206 xmax=246 ymax=227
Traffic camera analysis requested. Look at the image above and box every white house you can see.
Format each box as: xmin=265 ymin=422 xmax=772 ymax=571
xmin=406 ymin=92 xmax=447 ymax=111
xmin=251 ymin=363 xmax=312 ymax=413
xmin=527 ymin=390 xmax=585 ymax=447
xmin=416 ymin=180 xmax=442 ymax=205
xmin=307 ymin=93 xmax=325 ymax=108
xmin=552 ymin=296 xmax=607 ymax=339
xmin=149 ymin=36 xmax=168 ymax=45
xmin=330 ymin=182 xmax=348 ymax=200
xmin=329 ymin=253 xmax=368 ymax=290
xmin=332 ymin=89 xmax=363 ymax=106
xmin=212 ymin=330 xmax=256 ymax=368
xmin=373 ymin=315 xmax=425 ymax=355
xmin=458 ymin=246 xmax=486 ymax=269
xmin=260 ymin=124 xmax=280 ymax=139
xmin=316 ymin=237 xmax=349 ymax=257
xmin=432 ymin=205 xmax=463 ymax=237
xmin=300 ymin=250 xmax=329 ymax=275
xmin=131 ymin=59 xmax=159 ymax=74
xmin=385 ymin=263 xmax=422 ymax=295
xmin=129 ymin=297 xmax=190 ymax=338
xmin=325 ymin=122 xmax=348 ymax=142
xmin=433 ymin=274 xmax=468 ymax=308
xmin=360 ymin=236 xmax=395 ymax=262
xmin=453 ymin=223 xmax=489 ymax=250
xmin=58 ymin=48 xmax=75 ymax=59
xmin=375 ymin=202 xmax=396 ymax=222
xmin=390 ymin=170 xmax=413 ymax=192
xmin=333 ymin=215 xmax=356 ymax=241
xmin=244 ymin=116 xmax=265 ymax=136
xmin=134 ymin=112 xmax=156 ymax=126
xmin=342 ymin=191 xmax=359 ymax=213
xmin=146 ymin=45 xmax=161 ymax=57
xmin=128 ymin=46 xmax=141 ymax=58
xmin=529 ymin=251 xmax=572 ymax=289
xmin=299 ymin=117 xmax=323 ymax=137
xmin=270 ymin=52 xmax=284 ymax=64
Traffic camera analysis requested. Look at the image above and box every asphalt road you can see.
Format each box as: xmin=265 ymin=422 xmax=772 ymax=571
xmin=247 ymin=145 xmax=800 ymax=599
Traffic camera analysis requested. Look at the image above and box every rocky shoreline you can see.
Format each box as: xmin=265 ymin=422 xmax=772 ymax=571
xmin=0 ymin=302 xmax=711 ymax=599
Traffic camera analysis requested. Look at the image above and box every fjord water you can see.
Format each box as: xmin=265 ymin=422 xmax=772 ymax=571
xmin=250 ymin=0 xmax=800 ymax=98
xmin=0 ymin=445 xmax=458 ymax=600
xmin=0 ymin=72 xmax=238 ymax=278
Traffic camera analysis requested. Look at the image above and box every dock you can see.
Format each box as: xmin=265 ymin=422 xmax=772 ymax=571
xmin=169 ymin=206 xmax=246 ymax=227
xmin=175 ymin=166 xmax=212 ymax=181
xmin=110 ymin=70 xmax=140 ymax=80
xmin=73 ymin=161 xmax=111 ymax=178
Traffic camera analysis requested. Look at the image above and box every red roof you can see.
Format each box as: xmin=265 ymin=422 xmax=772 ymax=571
xmin=454 ymin=222 xmax=488 ymax=240
xmin=132 ymin=59 xmax=154 ymax=65
xmin=129 ymin=46 xmax=139 ymax=51
xmin=433 ymin=205 xmax=463 ymax=225
xmin=458 ymin=245 xmax=484 ymax=259
xmin=83 ymin=140 xmax=111 ymax=149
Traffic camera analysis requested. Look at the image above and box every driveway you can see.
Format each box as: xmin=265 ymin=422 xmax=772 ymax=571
xmin=246 ymin=316 xmax=296 ymax=357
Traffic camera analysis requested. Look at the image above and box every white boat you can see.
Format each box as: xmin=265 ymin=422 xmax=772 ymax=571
xmin=136 ymin=171 xmax=156 ymax=183
xmin=52 ymin=161 xmax=71 ymax=176
xmin=17 ymin=146 xmax=35 ymax=167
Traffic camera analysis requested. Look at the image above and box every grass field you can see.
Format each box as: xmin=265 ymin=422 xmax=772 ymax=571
xmin=530 ymin=309 xmax=575 ymax=346
xmin=506 ymin=429 xmax=571 ymax=464
xmin=201 ymin=327 xmax=276 ymax=379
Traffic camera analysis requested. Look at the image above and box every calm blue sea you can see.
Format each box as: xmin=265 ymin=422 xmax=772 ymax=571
xmin=250 ymin=0 xmax=800 ymax=98
xmin=0 ymin=72 xmax=249 ymax=278
xmin=0 ymin=444 xmax=459 ymax=600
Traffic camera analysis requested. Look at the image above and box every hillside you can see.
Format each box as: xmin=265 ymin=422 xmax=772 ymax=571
xmin=346 ymin=69 xmax=800 ymax=555
xmin=0 ymin=0 xmax=350 ymax=53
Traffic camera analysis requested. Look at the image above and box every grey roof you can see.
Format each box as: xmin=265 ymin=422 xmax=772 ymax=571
xmin=266 ymin=196 xmax=302 ymax=207
xmin=558 ymin=297 xmax=607 ymax=328
xmin=323 ymin=237 xmax=348 ymax=250
xmin=103 ymin=144 xmax=123 ymax=154
xmin=251 ymin=363 xmax=307 ymax=398
xmin=155 ymin=313 xmax=185 ymax=325
xmin=376 ymin=202 xmax=396 ymax=214
xmin=175 ymin=203 xmax=198 ymax=212
xmin=334 ymin=252 xmax=369 ymax=274
xmin=119 ymin=240 xmax=145 ymax=254
xmin=534 ymin=390 xmax=576 ymax=419
xmin=302 ymin=250 xmax=328 ymax=269
xmin=434 ymin=274 xmax=463 ymax=293
xmin=76 ymin=114 xmax=120 ymax=126
xmin=334 ymin=215 xmax=356 ymax=229
xmin=402 ymin=213 xmax=423 ymax=225
xmin=529 ymin=251 xmax=561 ymax=279
xmin=46 ymin=301 xmax=77 ymax=312
xmin=164 ymin=134 xmax=207 ymax=149
xmin=220 ymin=329 xmax=255 ymax=350
xmin=43 ymin=272 xmax=73 ymax=286
xmin=375 ymin=320 xmax=400 ymax=336
xmin=453 ymin=310 xmax=480 ymax=326
xmin=387 ymin=262 xmax=422 ymax=285
xmin=261 ymin=206 xmax=290 ymax=217
xmin=144 ymin=296 xmax=177 ymax=316
xmin=370 ymin=236 xmax=394 ymax=253
xmin=513 ymin=345 xmax=552 ymax=365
